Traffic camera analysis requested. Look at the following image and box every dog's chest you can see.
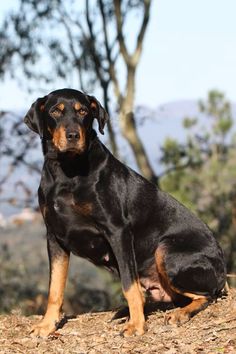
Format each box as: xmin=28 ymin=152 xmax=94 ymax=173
xmin=43 ymin=190 xmax=119 ymax=272
xmin=52 ymin=192 xmax=93 ymax=217
xmin=44 ymin=188 xmax=94 ymax=224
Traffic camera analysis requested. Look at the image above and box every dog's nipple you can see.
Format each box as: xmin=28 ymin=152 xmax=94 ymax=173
xmin=54 ymin=202 xmax=60 ymax=211
xmin=103 ymin=253 xmax=109 ymax=262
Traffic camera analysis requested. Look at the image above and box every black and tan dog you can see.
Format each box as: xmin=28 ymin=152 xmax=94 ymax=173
xmin=24 ymin=89 xmax=226 ymax=337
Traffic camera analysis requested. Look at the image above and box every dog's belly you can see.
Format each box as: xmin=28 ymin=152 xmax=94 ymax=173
xmin=67 ymin=227 xmax=118 ymax=271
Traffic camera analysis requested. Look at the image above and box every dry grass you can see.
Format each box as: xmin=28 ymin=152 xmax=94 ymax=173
xmin=0 ymin=289 xmax=235 ymax=354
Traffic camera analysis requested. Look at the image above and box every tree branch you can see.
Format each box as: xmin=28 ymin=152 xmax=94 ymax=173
xmin=132 ymin=0 xmax=151 ymax=66
xmin=98 ymin=0 xmax=121 ymax=102
xmin=158 ymin=160 xmax=202 ymax=179
xmin=114 ymin=0 xmax=151 ymax=67
xmin=85 ymin=0 xmax=106 ymax=83
xmin=113 ymin=0 xmax=130 ymax=64
xmin=57 ymin=6 xmax=86 ymax=91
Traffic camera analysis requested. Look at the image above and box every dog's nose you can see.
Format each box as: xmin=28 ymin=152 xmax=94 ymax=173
xmin=66 ymin=131 xmax=80 ymax=141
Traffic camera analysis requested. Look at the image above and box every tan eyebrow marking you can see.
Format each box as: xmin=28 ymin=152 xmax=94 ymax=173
xmin=74 ymin=102 xmax=82 ymax=110
xmin=56 ymin=103 xmax=65 ymax=111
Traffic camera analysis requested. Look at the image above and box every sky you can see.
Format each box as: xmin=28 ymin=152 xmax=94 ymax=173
xmin=136 ymin=0 xmax=236 ymax=107
xmin=0 ymin=0 xmax=236 ymax=111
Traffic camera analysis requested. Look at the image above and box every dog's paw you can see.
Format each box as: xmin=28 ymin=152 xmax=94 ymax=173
xmin=30 ymin=319 xmax=57 ymax=337
xmin=122 ymin=321 xmax=146 ymax=337
xmin=164 ymin=309 xmax=190 ymax=326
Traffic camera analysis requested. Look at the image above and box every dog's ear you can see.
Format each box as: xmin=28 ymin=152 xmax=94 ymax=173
xmin=88 ymin=95 xmax=109 ymax=134
xmin=24 ymin=96 xmax=48 ymax=136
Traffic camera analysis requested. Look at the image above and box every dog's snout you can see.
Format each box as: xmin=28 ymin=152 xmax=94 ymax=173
xmin=66 ymin=131 xmax=80 ymax=141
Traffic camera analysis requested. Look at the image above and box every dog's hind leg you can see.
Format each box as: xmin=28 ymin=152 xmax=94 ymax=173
xmin=155 ymin=245 xmax=211 ymax=325
xmin=164 ymin=293 xmax=209 ymax=325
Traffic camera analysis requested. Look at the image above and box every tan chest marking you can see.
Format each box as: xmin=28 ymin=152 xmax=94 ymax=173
xmin=72 ymin=201 xmax=93 ymax=216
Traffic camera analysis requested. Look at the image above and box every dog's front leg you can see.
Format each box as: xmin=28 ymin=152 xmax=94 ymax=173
xmin=110 ymin=228 xmax=145 ymax=336
xmin=31 ymin=235 xmax=70 ymax=337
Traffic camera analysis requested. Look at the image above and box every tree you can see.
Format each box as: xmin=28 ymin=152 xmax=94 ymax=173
xmin=0 ymin=0 xmax=157 ymax=187
xmin=160 ymin=90 xmax=236 ymax=273
xmin=0 ymin=110 xmax=41 ymax=209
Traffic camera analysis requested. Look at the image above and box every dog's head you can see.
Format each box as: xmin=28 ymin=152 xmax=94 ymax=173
xmin=24 ymin=89 xmax=108 ymax=154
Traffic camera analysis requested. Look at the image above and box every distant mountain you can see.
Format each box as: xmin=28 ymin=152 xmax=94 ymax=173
xmin=156 ymin=99 xmax=200 ymax=119
xmin=138 ymin=99 xmax=236 ymax=168
xmin=157 ymin=99 xmax=236 ymax=119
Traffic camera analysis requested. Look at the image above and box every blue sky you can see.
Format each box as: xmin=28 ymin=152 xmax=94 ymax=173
xmin=136 ymin=0 xmax=236 ymax=107
xmin=0 ymin=0 xmax=236 ymax=110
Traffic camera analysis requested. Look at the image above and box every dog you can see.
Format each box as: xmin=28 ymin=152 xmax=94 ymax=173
xmin=24 ymin=88 xmax=226 ymax=337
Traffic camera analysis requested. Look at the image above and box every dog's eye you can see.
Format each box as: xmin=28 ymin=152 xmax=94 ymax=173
xmin=78 ymin=108 xmax=87 ymax=116
xmin=50 ymin=109 xmax=62 ymax=119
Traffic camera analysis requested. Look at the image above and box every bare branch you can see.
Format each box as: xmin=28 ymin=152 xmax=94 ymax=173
xmin=56 ymin=6 xmax=85 ymax=90
xmin=113 ymin=0 xmax=130 ymax=64
xmin=158 ymin=161 xmax=202 ymax=179
xmin=113 ymin=0 xmax=151 ymax=68
xmin=85 ymin=0 xmax=118 ymax=156
xmin=0 ymin=165 xmax=15 ymax=189
xmin=85 ymin=0 xmax=105 ymax=84
xmin=132 ymin=0 xmax=151 ymax=66
xmin=98 ymin=0 xmax=121 ymax=101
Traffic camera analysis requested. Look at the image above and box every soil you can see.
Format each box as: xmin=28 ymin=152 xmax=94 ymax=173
xmin=0 ymin=289 xmax=235 ymax=354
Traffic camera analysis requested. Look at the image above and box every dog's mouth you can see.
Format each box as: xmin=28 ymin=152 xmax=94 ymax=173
xmin=58 ymin=144 xmax=87 ymax=155
xmin=65 ymin=148 xmax=80 ymax=153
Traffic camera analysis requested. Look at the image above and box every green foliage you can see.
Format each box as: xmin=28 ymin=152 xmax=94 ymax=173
xmin=161 ymin=138 xmax=184 ymax=166
xmin=183 ymin=117 xmax=198 ymax=129
xmin=160 ymin=90 xmax=236 ymax=273
xmin=199 ymin=90 xmax=233 ymax=138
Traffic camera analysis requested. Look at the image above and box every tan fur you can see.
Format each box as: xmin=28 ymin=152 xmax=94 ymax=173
xmin=30 ymin=253 xmax=69 ymax=336
xmin=155 ymin=246 xmax=209 ymax=325
xmin=122 ymin=280 xmax=145 ymax=336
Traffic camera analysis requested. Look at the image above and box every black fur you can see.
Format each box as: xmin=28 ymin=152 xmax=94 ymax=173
xmin=25 ymin=88 xmax=226 ymax=327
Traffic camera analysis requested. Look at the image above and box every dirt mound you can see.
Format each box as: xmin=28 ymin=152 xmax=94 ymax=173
xmin=0 ymin=289 xmax=235 ymax=353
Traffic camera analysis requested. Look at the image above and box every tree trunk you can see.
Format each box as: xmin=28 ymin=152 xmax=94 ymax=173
xmin=112 ymin=0 xmax=156 ymax=182
xmin=120 ymin=110 xmax=157 ymax=183
xmin=119 ymin=66 xmax=157 ymax=183
xmin=102 ymin=84 xmax=119 ymax=157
